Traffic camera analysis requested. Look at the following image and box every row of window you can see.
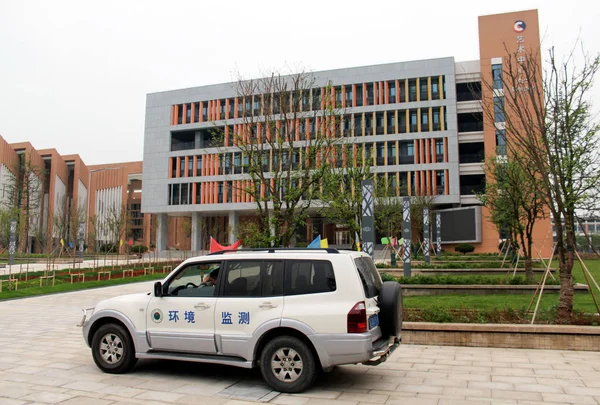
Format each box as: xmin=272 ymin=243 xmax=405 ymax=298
xmin=167 ymin=169 xmax=449 ymax=206
xmin=170 ymin=107 xmax=449 ymax=153
xmin=167 ymin=259 xmax=337 ymax=298
xmin=169 ymin=137 xmax=448 ymax=179
xmin=170 ymin=76 xmax=448 ymax=125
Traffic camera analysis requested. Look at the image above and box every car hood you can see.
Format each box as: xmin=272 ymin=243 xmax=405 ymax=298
xmin=95 ymin=292 xmax=152 ymax=312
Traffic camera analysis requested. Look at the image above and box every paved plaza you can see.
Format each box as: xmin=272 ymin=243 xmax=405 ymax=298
xmin=1 ymin=283 xmax=600 ymax=405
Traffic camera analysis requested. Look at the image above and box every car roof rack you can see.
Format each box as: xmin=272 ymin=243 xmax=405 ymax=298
xmin=208 ymin=248 xmax=340 ymax=255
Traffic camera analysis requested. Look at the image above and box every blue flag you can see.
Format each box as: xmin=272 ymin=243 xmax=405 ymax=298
xmin=307 ymin=235 xmax=321 ymax=248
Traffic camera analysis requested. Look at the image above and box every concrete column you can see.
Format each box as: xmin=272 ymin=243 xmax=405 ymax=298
xmin=191 ymin=212 xmax=203 ymax=253
xmin=228 ymin=211 xmax=239 ymax=245
xmin=156 ymin=213 xmax=168 ymax=254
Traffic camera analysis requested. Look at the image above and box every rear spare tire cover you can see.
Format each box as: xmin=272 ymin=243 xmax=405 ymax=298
xmin=378 ymin=281 xmax=403 ymax=337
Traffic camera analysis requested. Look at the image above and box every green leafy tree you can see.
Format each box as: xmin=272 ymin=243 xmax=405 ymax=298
xmin=479 ymin=157 xmax=546 ymax=281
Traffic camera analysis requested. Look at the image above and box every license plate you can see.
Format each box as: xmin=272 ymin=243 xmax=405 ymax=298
xmin=368 ymin=314 xmax=379 ymax=329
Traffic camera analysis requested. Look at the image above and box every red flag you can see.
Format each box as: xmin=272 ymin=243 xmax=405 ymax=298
xmin=128 ymin=239 xmax=133 ymax=246
xmin=209 ymin=237 xmax=241 ymax=253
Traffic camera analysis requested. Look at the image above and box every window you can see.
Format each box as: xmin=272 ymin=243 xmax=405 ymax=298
xmin=409 ymin=110 xmax=418 ymax=132
xmin=431 ymin=80 xmax=440 ymax=100
xmin=166 ymin=262 xmax=222 ymax=297
xmin=432 ymin=107 xmax=441 ymax=131
xmin=421 ymin=109 xmax=429 ymax=131
xmin=398 ymin=110 xmax=407 ymax=133
xmin=399 ymin=80 xmax=406 ymax=103
xmin=284 ymin=260 xmax=336 ymax=295
xmin=388 ymin=81 xmax=396 ymax=102
xmin=408 ymin=79 xmax=417 ymax=102
xmin=181 ymin=183 xmax=189 ymax=204
xmin=179 ymin=157 xmax=185 ymax=177
xmin=223 ymin=260 xmax=283 ymax=297
xmin=494 ymin=96 xmax=505 ymax=122
xmin=188 ymin=158 xmax=193 ymax=176
xmin=419 ymin=78 xmax=429 ymax=101
xmin=354 ymin=257 xmax=381 ymax=298
xmin=355 ymin=84 xmax=363 ymax=107
xmin=492 ymin=64 xmax=503 ymax=89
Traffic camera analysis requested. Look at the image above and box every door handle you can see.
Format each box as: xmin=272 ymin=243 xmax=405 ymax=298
xmin=194 ymin=303 xmax=211 ymax=309
xmin=259 ymin=302 xmax=278 ymax=309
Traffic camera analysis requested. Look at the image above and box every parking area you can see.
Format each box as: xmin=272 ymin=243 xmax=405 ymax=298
xmin=1 ymin=283 xmax=600 ymax=405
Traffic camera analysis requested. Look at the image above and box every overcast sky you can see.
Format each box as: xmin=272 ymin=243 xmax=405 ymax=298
xmin=0 ymin=0 xmax=598 ymax=165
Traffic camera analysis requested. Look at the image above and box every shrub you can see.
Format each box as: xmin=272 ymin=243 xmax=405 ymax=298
xmin=99 ymin=243 xmax=118 ymax=253
xmin=295 ymin=242 xmax=308 ymax=248
xmin=455 ymin=243 xmax=475 ymax=254
xmin=130 ymin=245 xmax=148 ymax=254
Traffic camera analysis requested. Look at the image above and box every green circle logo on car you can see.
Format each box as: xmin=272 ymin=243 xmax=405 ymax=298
xmin=152 ymin=309 xmax=163 ymax=323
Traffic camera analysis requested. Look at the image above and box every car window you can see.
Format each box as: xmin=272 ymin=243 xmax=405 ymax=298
xmin=167 ymin=261 xmax=221 ymax=297
xmin=222 ymin=260 xmax=283 ymax=297
xmin=354 ymin=257 xmax=381 ymax=298
xmin=284 ymin=260 xmax=336 ymax=296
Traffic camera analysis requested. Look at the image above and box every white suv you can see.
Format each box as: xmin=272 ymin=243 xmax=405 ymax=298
xmin=80 ymin=248 xmax=403 ymax=392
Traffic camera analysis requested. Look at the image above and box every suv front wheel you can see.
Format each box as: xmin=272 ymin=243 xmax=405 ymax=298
xmin=260 ymin=336 xmax=317 ymax=393
xmin=91 ymin=323 xmax=137 ymax=374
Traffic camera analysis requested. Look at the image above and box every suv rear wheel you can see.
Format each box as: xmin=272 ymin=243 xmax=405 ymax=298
xmin=260 ymin=336 xmax=317 ymax=393
xmin=91 ymin=323 xmax=137 ymax=374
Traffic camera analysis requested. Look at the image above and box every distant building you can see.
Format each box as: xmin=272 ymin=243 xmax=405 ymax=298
xmin=0 ymin=135 xmax=153 ymax=253
xmin=142 ymin=9 xmax=553 ymax=255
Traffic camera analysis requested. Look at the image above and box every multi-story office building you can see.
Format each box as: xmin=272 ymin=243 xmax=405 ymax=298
xmin=142 ymin=9 xmax=552 ymax=254
xmin=0 ymin=135 xmax=153 ymax=253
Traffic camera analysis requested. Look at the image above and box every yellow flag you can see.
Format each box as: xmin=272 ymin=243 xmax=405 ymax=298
xmin=60 ymin=238 xmax=64 ymax=246
xmin=320 ymin=238 xmax=328 ymax=248
xmin=120 ymin=239 xmax=124 ymax=246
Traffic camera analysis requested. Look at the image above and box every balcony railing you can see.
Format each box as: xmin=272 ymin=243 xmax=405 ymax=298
xmin=458 ymin=122 xmax=484 ymax=132
xmin=436 ymin=185 xmax=445 ymax=195
xmin=386 ymin=126 xmax=395 ymax=134
xmin=431 ymin=91 xmax=440 ymax=100
xmin=435 ymin=153 xmax=444 ymax=163
xmin=171 ymin=141 xmax=195 ymax=152
xmin=410 ymin=124 xmax=418 ymax=133
xmin=375 ymin=126 xmax=385 ymax=135
xmin=366 ymin=97 xmax=374 ymax=105
xmin=496 ymin=145 xmax=507 ymax=156
xmin=456 ymin=91 xmax=481 ymax=102
xmin=399 ymin=155 xmax=414 ymax=165
xmin=376 ymin=157 xmax=385 ymax=166
xmin=459 ymin=153 xmax=485 ymax=164
xmin=460 ymin=184 xmax=485 ymax=195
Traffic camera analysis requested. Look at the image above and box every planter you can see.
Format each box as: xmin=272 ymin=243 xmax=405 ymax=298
xmin=399 ymin=284 xmax=589 ymax=296
xmin=402 ymin=322 xmax=600 ymax=351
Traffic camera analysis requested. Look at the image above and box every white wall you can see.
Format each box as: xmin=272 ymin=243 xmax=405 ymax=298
xmin=0 ymin=163 xmax=15 ymax=208
xmin=53 ymin=175 xmax=66 ymax=238
xmin=95 ymin=186 xmax=122 ymax=242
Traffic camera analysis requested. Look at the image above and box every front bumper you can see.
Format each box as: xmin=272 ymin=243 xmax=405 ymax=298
xmin=77 ymin=308 xmax=95 ymax=346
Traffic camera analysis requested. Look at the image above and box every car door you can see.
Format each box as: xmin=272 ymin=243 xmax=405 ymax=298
xmin=214 ymin=259 xmax=284 ymax=359
xmin=146 ymin=261 xmax=222 ymax=354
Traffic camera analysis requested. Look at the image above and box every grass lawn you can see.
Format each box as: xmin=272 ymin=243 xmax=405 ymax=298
xmin=0 ymin=273 xmax=165 ymax=300
xmin=404 ymin=259 xmax=600 ymax=315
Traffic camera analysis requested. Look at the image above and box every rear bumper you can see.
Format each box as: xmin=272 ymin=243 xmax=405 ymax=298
xmin=310 ymin=332 xmax=399 ymax=368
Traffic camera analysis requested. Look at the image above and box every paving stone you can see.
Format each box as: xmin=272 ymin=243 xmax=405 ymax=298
xmin=541 ymin=393 xmax=598 ymax=404
xmin=17 ymin=391 xmax=74 ymax=403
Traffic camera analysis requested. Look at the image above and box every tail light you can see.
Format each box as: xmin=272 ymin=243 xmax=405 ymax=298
xmin=347 ymin=302 xmax=367 ymax=333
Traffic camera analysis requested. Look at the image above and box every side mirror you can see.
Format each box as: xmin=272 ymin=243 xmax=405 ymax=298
xmin=154 ymin=281 xmax=163 ymax=297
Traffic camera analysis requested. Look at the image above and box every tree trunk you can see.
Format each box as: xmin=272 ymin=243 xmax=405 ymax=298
xmin=557 ymin=228 xmax=575 ymax=322
xmin=525 ymin=231 xmax=534 ymax=282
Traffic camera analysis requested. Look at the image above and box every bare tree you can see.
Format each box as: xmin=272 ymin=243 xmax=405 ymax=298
xmin=481 ymin=42 xmax=600 ymax=320
xmin=3 ymin=155 xmax=45 ymax=253
xmin=218 ymin=70 xmax=340 ymax=247
xmin=321 ymin=142 xmax=374 ymax=248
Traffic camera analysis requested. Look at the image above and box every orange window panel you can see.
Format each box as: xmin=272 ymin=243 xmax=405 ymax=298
xmin=352 ymin=84 xmax=357 ymax=107
xmin=433 ymin=171 xmax=437 ymax=195
xmin=199 ymin=102 xmax=204 ymax=123
xmin=184 ymin=156 xmax=189 ymax=177
xmin=414 ymin=140 xmax=419 ymax=164
xmin=444 ymin=137 xmax=448 ymax=162
xmin=192 ymin=183 xmax=197 ymax=204
xmin=176 ymin=157 xmax=181 ymax=178
xmin=415 ymin=171 xmax=420 ymax=195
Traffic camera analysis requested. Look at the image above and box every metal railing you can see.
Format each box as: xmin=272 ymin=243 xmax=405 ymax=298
xmin=459 ymin=153 xmax=485 ymax=164
xmin=458 ymin=122 xmax=484 ymax=132
xmin=171 ymin=142 xmax=195 ymax=152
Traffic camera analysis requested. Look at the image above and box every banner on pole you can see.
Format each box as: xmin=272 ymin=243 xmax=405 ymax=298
xmin=9 ymin=220 xmax=16 ymax=266
xmin=402 ymin=197 xmax=411 ymax=277
xmin=361 ymin=180 xmax=375 ymax=258
xmin=423 ymin=207 xmax=430 ymax=264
